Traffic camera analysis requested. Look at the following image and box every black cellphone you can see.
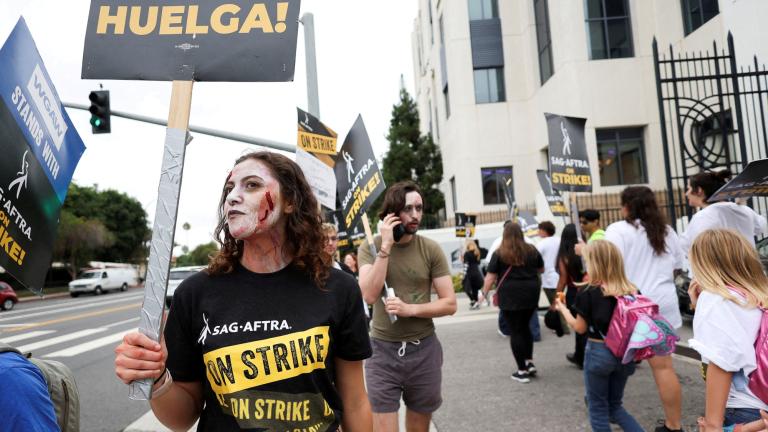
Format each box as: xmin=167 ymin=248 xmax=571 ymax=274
xmin=393 ymin=224 xmax=406 ymax=242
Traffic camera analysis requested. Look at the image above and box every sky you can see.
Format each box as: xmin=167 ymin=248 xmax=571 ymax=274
xmin=0 ymin=0 xmax=419 ymax=255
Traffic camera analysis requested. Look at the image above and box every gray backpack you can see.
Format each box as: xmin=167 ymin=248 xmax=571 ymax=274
xmin=0 ymin=342 xmax=80 ymax=432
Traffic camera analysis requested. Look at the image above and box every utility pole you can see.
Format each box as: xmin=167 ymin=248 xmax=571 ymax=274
xmin=301 ymin=13 xmax=320 ymax=118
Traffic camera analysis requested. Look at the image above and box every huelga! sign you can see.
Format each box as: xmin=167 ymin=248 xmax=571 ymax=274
xmin=81 ymin=0 xmax=301 ymax=82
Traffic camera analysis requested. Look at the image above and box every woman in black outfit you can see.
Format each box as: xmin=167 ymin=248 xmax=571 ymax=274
xmin=461 ymin=239 xmax=484 ymax=309
xmin=555 ymin=224 xmax=586 ymax=368
xmin=480 ymin=223 xmax=544 ymax=383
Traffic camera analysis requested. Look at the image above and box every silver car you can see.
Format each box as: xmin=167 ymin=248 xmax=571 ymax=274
xmin=166 ymin=266 xmax=205 ymax=306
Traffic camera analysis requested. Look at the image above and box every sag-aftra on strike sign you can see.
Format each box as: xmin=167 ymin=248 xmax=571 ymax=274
xmin=82 ymin=0 xmax=301 ymax=82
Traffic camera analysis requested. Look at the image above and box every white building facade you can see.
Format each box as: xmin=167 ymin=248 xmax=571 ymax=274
xmin=411 ymin=0 xmax=768 ymax=219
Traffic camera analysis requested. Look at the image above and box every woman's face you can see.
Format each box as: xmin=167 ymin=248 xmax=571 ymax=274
xmin=685 ymin=182 xmax=705 ymax=208
xmin=344 ymin=254 xmax=357 ymax=270
xmin=224 ymin=159 xmax=290 ymax=240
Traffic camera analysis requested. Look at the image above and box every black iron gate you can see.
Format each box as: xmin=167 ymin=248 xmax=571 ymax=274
xmin=653 ymin=32 xmax=768 ymax=227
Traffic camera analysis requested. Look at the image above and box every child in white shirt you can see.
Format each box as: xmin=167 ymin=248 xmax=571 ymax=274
xmin=687 ymin=229 xmax=768 ymax=431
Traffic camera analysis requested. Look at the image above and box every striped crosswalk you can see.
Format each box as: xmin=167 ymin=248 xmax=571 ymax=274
xmin=0 ymin=316 xmax=140 ymax=358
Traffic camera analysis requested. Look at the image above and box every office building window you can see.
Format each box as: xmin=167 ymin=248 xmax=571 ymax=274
xmin=681 ymin=0 xmax=719 ymax=35
xmin=474 ymin=67 xmax=505 ymax=103
xmin=534 ymin=0 xmax=554 ymax=84
xmin=596 ymin=127 xmax=647 ymax=186
xmin=481 ymin=166 xmax=512 ymax=205
xmin=468 ymin=0 xmax=499 ymax=20
xmin=585 ymin=0 xmax=634 ymax=60
xmin=444 ymin=86 xmax=451 ymax=118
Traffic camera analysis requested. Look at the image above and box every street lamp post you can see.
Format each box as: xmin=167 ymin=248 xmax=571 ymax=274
xmin=300 ymin=13 xmax=320 ymax=118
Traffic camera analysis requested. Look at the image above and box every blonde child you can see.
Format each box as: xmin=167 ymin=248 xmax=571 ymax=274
xmin=555 ymin=240 xmax=643 ymax=431
xmin=688 ymin=229 xmax=768 ymax=431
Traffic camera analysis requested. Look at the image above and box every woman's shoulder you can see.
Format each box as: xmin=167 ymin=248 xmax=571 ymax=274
xmin=326 ymin=267 xmax=360 ymax=296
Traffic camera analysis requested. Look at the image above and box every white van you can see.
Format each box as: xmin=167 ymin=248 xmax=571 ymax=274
xmin=68 ymin=267 xmax=138 ymax=297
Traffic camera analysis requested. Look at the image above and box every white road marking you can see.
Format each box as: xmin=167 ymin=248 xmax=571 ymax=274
xmin=0 ymin=293 xmax=144 ymax=323
xmin=44 ymin=328 xmax=136 ymax=358
xmin=0 ymin=330 xmax=56 ymax=344
xmin=16 ymin=328 xmax=107 ymax=352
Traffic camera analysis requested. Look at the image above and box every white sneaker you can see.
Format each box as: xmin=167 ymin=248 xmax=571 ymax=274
xmin=511 ymin=371 xmax=530 ymax=383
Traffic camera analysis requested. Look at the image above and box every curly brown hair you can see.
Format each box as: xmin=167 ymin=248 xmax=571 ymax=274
xmin=207 ymin=151 xmax=330 ymax=288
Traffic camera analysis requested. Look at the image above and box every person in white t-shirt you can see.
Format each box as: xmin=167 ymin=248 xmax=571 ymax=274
xmin=687 ymin=229 xmax=768 ymax=431
xmin=681 ymin=169 xmax=767 ymax=253
xmin=605 ymin=186 xmax=684 ymax=432
xmin=536 ymin=221 xmax=561 ymax=299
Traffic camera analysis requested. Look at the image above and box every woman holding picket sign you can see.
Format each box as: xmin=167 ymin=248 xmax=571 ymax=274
xmin=114 ymin=152 xmax=373 ymax=431
xmin=605 ymin=186 xmax=685 ymax=432
xmin=554 ymin=240 xmax=644 ymax=432
xmin=688 ymin=229 xmax=768 ymax=431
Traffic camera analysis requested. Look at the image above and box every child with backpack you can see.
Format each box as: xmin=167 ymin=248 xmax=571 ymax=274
xmin=554 ymin=240 xmax=644 ymax=431
xmin=687 ymin=229 xmax=768 ymax=430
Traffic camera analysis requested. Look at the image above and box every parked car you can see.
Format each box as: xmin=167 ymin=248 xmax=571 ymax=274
xmin=0 ymin=282 xmax=18 ymax=311
xmin=166 ymin=266 xmax=205 ymax=307
xmin=68 ymin=267 xmax=138 ymax=297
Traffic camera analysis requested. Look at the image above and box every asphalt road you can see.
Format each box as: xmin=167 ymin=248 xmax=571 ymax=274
xmin=1 ymin=291 xmax=706 ymax=431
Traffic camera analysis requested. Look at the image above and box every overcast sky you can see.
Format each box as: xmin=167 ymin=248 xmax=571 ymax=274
xmin=0 ymin=0 xmax=419 ymax=254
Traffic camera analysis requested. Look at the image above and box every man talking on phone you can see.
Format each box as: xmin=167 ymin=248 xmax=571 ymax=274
xmin=358 ymin=181 xmax=457 ymax=432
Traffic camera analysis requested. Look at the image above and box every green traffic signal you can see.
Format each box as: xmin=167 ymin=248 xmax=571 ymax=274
xmin=88 ymin=90 xmax=111 ymax=134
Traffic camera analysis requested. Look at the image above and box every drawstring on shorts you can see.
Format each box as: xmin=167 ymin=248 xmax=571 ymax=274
xmin=397 ymin=339 xmax=421 ymax=357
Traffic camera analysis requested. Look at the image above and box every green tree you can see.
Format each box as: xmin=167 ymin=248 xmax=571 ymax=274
xmin=53 ymin=210 xmax=114 ymax=279
xmin=62 ymin=184 xmax=151 ymax=264
xmin=369 ymin=85 xmax=444 ymax=228
xmin=176 ymin=242 xmax=218 ymax=267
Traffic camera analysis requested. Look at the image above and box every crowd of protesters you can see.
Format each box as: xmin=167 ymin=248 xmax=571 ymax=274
xmin=111 ymin=154 xmax=768 ymax=432
xmin=466 ymin=173 xmax=768 ymax=432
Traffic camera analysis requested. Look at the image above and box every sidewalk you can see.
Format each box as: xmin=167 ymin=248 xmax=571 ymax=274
xmin=124 ymin=296 xmax=703 ymax=431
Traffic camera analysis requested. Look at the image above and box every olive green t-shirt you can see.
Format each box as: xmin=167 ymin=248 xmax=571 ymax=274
xmin=358 ymin=234 xmax=451 ymax=342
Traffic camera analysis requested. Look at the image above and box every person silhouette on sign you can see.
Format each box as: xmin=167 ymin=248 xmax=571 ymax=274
xmin=343 ymin=151 xmax=355 ymax=182
xmin=560 ymin=121 xmax=572 ymax=156
xmin=9 ymin=150 xmax=29 ymax=199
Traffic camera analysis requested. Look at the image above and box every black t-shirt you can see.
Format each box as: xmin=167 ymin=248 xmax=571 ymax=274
xmin=573 ymin=285 xmax=618 ymax=339
xmin=487 ymin=249 xmax=543 ymax=311
xmin=164 ymin=263 xmax=372 ymax=431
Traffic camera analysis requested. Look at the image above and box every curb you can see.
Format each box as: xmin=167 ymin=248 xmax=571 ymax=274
xmin=18 ymin=284 xmax=144 ymax=303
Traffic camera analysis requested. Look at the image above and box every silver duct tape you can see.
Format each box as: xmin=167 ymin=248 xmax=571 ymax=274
xmin=129 ymin=128 xmax=188 ymax=401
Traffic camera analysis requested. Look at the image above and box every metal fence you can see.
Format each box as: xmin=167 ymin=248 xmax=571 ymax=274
xmin=653 ymin=33 xmax=768 ymax=230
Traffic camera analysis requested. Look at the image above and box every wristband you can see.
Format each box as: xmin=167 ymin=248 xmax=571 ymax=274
xmin=377 ymin=249 xmax=390 ymax=259
xmin=151 ymin=369 xmax=173 ymax=399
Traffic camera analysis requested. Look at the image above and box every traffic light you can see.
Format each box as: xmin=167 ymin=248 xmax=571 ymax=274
xmin=88 ymin=90 xmax=110 ymax=134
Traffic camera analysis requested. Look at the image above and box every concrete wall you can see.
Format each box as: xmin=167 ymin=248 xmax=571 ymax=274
xmin=412 ymin=0 xmax=768 ymax=218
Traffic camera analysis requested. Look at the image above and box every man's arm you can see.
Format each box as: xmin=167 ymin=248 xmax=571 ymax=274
xmin=358 ymin=214 xmax=399 ymax=305
xmin=384 ymin=275 xmax=456 ymax=318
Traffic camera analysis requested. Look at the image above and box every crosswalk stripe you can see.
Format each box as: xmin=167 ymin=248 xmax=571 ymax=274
xmin=44 ymin=328 xmax=136 ymax=358
xmin=16 ymin=328 xmax=107 ymax=353
xmin=0 ymin=294 xmax=143 ymax=323
xmin=0 ymin=330 xmax=56 ymax=344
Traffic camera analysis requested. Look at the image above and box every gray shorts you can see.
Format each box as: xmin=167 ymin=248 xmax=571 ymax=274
xmin=365 ymin=334 xmax=443 ymax=413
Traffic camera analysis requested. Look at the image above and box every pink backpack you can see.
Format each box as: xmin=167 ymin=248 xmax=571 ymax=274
xmin=725 ymin=287 xmax=768 ymax=404
xmin=604 ymin=295 xmax=679 ymax=364
xmin=750 ymin=309 xmax=768 ymax=404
